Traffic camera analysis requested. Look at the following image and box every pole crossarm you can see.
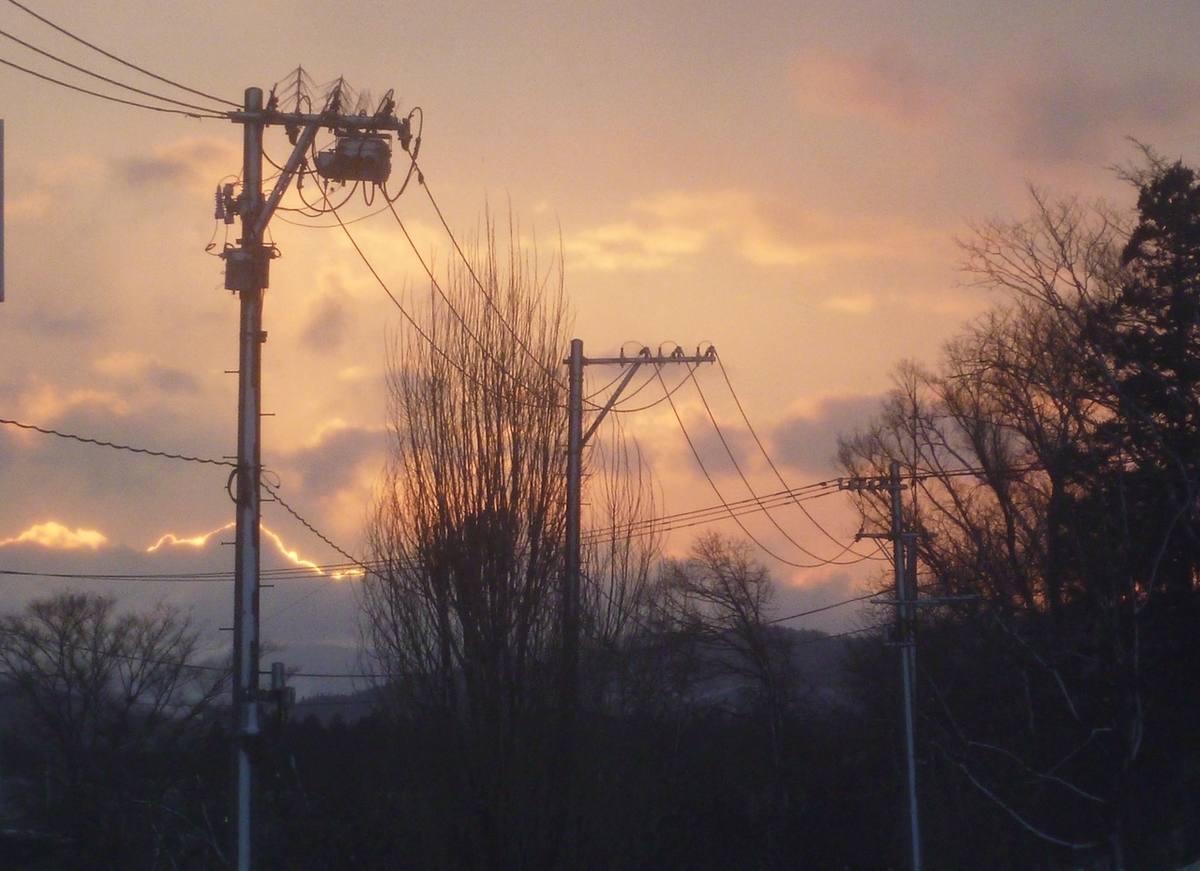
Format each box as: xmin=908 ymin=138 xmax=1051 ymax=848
xmin=226 ymin=108 xmax=411 ymax=134
xmin=576 ymin=344 xmax=716 ymax=447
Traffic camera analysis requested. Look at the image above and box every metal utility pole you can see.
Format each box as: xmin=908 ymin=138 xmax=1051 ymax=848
xmin=560 ymin=340 xmax=716 ymax=735
xmin=891 ymin=460 xmax=922 ymax=871
xmin=222 ymin=81 xmax=412 ymax=871
xmin=231 ymin=86 xmax=265 ymax=871
xmin=845 ymin=463 xmax=922 ymax=871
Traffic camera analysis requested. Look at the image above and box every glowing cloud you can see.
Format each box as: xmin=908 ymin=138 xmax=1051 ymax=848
xmin=146 ymin=521 xmax=360 ymax=579
xmin=823 ymin=295 xmax=876 ymax=315
xmin=146 ymin=523 xmax=234 ymax=552
xmin=260 ymin=525 xmax=362 ymax=580
xmin=1 ymin=521 xmax=108 ymax=549
xmin=20 ymin=383 xmax=132 ymax=423
xmin=565 ymin=190 xmax=945 ymax=273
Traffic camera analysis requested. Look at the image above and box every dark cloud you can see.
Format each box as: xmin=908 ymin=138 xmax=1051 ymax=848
xmin=769 ymin=394 xmax=881 ymax=475
xmin=147 ymin=364 xmax=202 ymax=395
xmin=1006 ymin=65 xmax=1197 ymax=163
xmin=279 ymin=424 xmax=387 ymax=502
xmin=300 ymin=295 xmax=350 ymax=354
xmin=685 ymin=415 xmax=757 ymax=480
xmin=112 ymin=139 xmax=232 ymax=188
xmin=792 ymin=41 xmax=950 ymax=131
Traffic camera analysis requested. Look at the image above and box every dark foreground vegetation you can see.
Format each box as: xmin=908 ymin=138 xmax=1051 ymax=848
xmin=3 ymin=152 xmax=1200 ymax=870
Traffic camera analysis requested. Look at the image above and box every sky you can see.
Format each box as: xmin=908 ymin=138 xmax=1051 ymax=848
xmin=1 ymin=0 xmax=1199 ymax=694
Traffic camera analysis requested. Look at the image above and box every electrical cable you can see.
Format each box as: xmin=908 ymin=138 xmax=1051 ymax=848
xmin=2 ymin=0 xmax=238 ymax=107
xmin=584 ymin=479 xmax=853 ymax=542
xmin=715 ymin=356 xmax=864 ymax=553
xmin=0 ymin=417 xmax=233 ymax=466
xmin=0 ymin=55 xmax=225 ymax=117
xmin=332 ymin=199 xmax=569 ymax=414
xmin=655 ymin=368 xmax=852 ymax=570
xmin=263 ymin=482 xmax=363 ymax=570
xmin=414 ymin=166 xmax=567 ymax=387
xmin=767 ymin=590 xmax=879 ymax=625
xmin=689 ymin=369 xmax=870 ymax=566
xmin=0 ymin=27 xmax=228 ymax=114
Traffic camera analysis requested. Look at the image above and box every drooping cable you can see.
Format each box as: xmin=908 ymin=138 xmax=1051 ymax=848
xmin=655 ymin=368 xmax=862 ymax=569
xmin=0 ymin=55 xmax=224 ymax=117
xmin=0 ymin=27 xmax=227 ymax=114
xmin=689 ymin=369 xmax=869 ymax=566
xmin=0 ymin=417 xmax=233 ymax=466
xmin=716 ymin=356 xmax=865 ymax=553
xmin=414 ymin=167 xmax=566 ymax=387
xmin=2 ymin=0 xmax=238 ymax=107
xmin=332 ymin=198 xmax=568 ymax=413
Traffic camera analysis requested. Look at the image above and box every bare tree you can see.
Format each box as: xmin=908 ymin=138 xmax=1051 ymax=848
xmin=840 ymin=170 xmax=1200 ymax=869
xmin=361 ymin=211 xmax=662 ymax=869
xmin=0 ymin=591 xmax=228 ymax=870
xmin=578 ymin=428 xmax=663 ymax=712
xmin=660 ymin=533 xmax=793 ymax=763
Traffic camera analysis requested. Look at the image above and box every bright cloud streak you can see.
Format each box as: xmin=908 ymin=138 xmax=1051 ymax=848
xmin=146 ymin=523 xmax=234 ymax=552
xmin=0 ymin=521 xmax=108 ymax=549
xmin=145 ymin=522 xmax=358 ymax=578
xmin=20 ymin=384 xmax=132 ymax=423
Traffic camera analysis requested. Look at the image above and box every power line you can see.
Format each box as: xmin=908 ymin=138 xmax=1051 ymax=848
xmin=2 ymin=0 xmax=238 ymax=107
xmin=0 ymin=54 xmax=225 ymax=117
xmin=330 ymin=199 xmax=569 ymax=414
xmin=0 ymin=417 xmax=233 ymax=466
xmin=715 ymin=356 xmax=865 ymax=553
xmin=414 ymin=170 xmax=566 ymax=387
xmin=689 ymin=367 xmax=870 ymax=567
xmin=655 ymin=368 xmax=861 ymax=570
xmin=767 ymin=590 xmax=880 ymax=625
xmin=0 ymin=27 xmax=226 ymax=114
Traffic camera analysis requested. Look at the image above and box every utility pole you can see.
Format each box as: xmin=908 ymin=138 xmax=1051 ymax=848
xmin=230 ymin=86 xmax=264 ymax=871
xmin=560 ymin=340 xmax=716 ymax=756
xmin=892 ymin=460 xmax=922 ymax=871
xmin=222 ymin=79 xmax=412 ymax=871
xmin=845 ymin=462 xmax=922 ymax=871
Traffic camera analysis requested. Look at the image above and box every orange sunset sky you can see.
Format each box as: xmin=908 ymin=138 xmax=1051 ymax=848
xmin=2 ymin=0 xmax=1198 ymax=689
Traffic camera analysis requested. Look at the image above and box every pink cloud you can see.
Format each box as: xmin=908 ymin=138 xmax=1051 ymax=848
xmin=791 ymin=42 xmax=949 ymax=130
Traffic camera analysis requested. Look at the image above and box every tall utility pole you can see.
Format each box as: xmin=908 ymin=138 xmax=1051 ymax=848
xmin=891 ymin=460 xmax=922 ymax=871
xmin=230 ymin=86 xmax=264 ymax=871
xmin=560 ymin=340 xmax=716 ymax=749
xmin=845 ymin=463 xmax=922 ymax=871
xmin=223 ymin=82 xmax=411 ymax=871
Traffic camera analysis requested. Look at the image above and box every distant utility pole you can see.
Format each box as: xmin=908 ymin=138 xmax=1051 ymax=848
xmin=222 ymin=82 xmax=411 ymax=871
xmin=846 ymin=461 xmax=922 ymax=871
xmin=560 ymin=340 xmax=715 ymax=754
